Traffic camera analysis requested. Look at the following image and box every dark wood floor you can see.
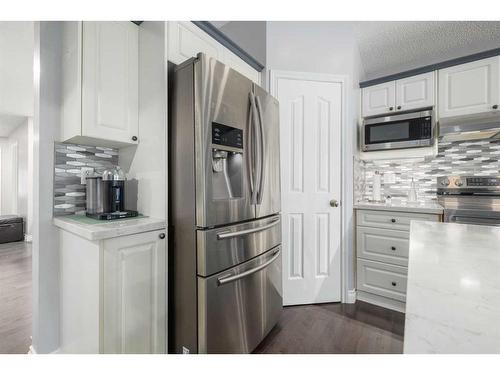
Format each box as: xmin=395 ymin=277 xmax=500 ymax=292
xmin=0 ymin=241 xmax=32 ymax=354
xmin=254 ymin=300 xmax=405 ymax=354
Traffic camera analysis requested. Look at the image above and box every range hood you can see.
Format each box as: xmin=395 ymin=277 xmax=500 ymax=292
xmin=439 ymin=111 xmax=500 ymax=142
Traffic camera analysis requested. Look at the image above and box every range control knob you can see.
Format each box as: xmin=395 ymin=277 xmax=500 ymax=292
xmin=455 ymin=179 xmax=463 ymax=187
xmin=440 ymin=178 xmax=450 ymax=187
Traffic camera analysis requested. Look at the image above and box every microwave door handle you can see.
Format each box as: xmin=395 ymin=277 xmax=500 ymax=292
xmin=255 ymin=95 xmax=265 ymax=204
xmin=217 ymin=248 xmax=281 ymax=285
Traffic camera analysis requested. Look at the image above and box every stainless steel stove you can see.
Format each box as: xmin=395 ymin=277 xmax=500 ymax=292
xmin=437 ymin=175 xmax=500 ymax=226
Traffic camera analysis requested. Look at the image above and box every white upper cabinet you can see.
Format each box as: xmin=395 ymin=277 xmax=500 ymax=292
xmin=362 ymin=81 xmax=396 ymax=117
xmin=167 ymin=21 xmax=261 ymax=84
xmin=62 ymin=21 xmax=139 ymax=147
xmin=167 ymin=21 xmax=223 ymax=64
xmin=395 ymin=72 xmax=435 ymax=112
xmin=82 ymin=22 xmax=139 ymax=145
xmin=438 ymin=56 xmax=500 ymax=118
xmin=362 ymin=72 xmax=435 ymax=117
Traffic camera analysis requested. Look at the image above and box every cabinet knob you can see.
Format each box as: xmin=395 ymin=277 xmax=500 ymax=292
xmin=389 ymin=106 xmax=394 ymax=111
xmin=397 ymin=106 xmax=401 ymax=110
xmin=391 ymin=281 xmax=397 ymax=286
xmin=391 ymin=246 xmax=396 ymax=251
xmin=159 ymin=233 xmax=166 ymax=239
xmin=132 ymin=136 xmax=138 ymax=141
xmin=391 ymin=218 xmax=396 ymax=223
xmin=493 ymin=104 xmax=499 ymax=110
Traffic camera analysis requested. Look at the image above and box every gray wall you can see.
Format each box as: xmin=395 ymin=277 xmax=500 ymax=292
xmin=266 ymin=21 xmax=364 ymax=294
xmin=218 ymin=21 xmax=266 ymax=66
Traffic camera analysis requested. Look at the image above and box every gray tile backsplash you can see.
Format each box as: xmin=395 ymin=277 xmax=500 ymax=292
xmin=355 ymin=139 xmax=500 ymax=203
xmin=54 ymin=143 xmax=119 ymax=216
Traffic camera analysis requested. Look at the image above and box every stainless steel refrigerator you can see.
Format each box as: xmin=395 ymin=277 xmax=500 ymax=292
xmin=169 ymin=53 xmax=282 ymax=354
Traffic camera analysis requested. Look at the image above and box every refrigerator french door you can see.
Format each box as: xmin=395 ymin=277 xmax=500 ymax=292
xmin=170 ymin=53 xmax=282 ymax=354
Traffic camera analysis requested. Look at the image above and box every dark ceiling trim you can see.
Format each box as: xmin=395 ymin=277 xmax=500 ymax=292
xmin=131 ymin=21 xmax=143 ymax=26
xmin=191 ymin=21 xmax=265 ymax=72
xmin=360 ymin=46 xmax=500 ymax=88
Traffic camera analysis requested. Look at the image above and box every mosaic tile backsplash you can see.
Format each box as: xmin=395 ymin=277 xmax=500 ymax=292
xmin=355 ymin=139 xmax=500 ymax=203
xmin=54 ymin=143 xmax=119 ymax=216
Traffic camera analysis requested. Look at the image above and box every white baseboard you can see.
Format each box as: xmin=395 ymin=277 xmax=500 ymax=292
xmin=28 ymin=345 xmax=36 ymax=354
xmin=346 ymin=289 xmax=357 ymax=304
xmin=24 ymin=234 xmax=33 ymax=243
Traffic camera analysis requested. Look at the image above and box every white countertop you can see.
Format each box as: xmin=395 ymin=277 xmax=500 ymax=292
xmin=354 ymin=200 xmax=443 ymax=214
xmin=404 ymin=221 xmax=500 ymax=353
xmin=54 ymin=215 xmax=166 ymax=241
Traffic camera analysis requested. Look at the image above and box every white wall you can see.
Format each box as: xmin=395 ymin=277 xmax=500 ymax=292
xmin=266 ymin=21 xmax=364 ymax=293
xmin=0 ymin=21 xmax=34 ymax=117
xmin=0 ymin=118 xmax=33 ymax=235
xmin=32 ymin=21 xmax=62 ymax=354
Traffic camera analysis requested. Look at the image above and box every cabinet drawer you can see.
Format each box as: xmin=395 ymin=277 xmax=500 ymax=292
xmin=357 ymin=259 xmax=407 ymax=302
xmin=357 ymin=226 xmax=409 ymax=266
xmin=356 ymin=210 xmax=439 ymax=231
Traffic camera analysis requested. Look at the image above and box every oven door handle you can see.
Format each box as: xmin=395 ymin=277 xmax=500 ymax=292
xmin=451 ymin=215 xmax=500 ymax=226
xmin=216 ymin=217 xmax=280 ymax=240
xmin=217 ymin=248 xmax=280 ymax=286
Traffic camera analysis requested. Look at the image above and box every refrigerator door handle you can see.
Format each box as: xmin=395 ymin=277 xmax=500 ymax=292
xmin=217 ymin=248 xmax=281 ymax=285
xmin=249 ymin=93 xmax=260 ymax=205
xmin=247 ymin=94 xmax=255 ymax=196
xmin=255 ymin=95 xmax=265 ymax=204
xmin=216 ymin=217 xmax=281 ymax=240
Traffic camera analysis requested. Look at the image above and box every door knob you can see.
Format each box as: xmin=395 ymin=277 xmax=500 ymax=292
xmin=330 ymin=199 xmax=339 ymax=207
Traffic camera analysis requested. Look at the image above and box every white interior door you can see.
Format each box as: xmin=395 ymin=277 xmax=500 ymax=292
xmin=272 ymin=71 xmax=342 ymax=306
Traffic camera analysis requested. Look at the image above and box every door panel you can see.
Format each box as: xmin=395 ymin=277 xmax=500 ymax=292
xmin=253 ymin=84 xmax=281 ymax=219
xmin=196 ymin=214 xmax=281 ymax=276
xmin=274 ymin=74 xmax=342 ymax=305
xmin=439 ymin=56 xmax=500 ymax=118
xmin=197 ymin=247 xmax=282 ymax=353
xmin=362 ymin=81 xmax=396 ymax=117
xmin=396 ymin=72 xmax=435 ymax=112
xmin=194 ymin=55 xmax=255 ymax=227
xmin=82 ymin=21 xmax=139 ymax=144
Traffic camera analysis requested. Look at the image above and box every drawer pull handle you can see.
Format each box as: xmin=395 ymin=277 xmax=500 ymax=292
xmin=391 ymin=281 xmax=397 ymax=286
xmin=391 ymin=246 xmax=396 ymax=251
xmin=391 ymin=218 xmax=396 ymax=223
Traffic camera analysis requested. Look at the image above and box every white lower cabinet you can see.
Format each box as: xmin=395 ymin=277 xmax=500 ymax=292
xmin=355 ymin=209 xmax=441 ymax=312
xmin=59 ymin=229 xmax=167 ymax=354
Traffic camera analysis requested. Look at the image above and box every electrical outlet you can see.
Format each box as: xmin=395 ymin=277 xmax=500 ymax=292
xmin=182 ymin=346 xmax=190 ymax=354
xmin=80 ymin=167 xmax=94 ymax=184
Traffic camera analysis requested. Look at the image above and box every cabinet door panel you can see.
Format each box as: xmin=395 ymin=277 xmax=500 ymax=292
xmin=396 ymin=72 xmax=435 ymax=112
xmin=82 ymin=21 xmax=139 ymax=144
xmin=439 ymin=57 xmax=500 ymax=118
xmin=167 ymin=21 xmax=223 ymax=64
xmin=103 ymin=229 xmax=166 ymax=354
xmin=362 ymin=81 xmax=396 ymax=117
xmin=357 ymin=259 xmax=407 ymax=302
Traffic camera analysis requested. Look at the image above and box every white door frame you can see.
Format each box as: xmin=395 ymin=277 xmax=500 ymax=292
xmin=269 ymin=69 xmax=350 ymax=304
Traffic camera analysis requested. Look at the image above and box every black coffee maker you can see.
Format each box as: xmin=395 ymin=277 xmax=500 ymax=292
xmin=86 ymin=166 xmax=138 ymax=220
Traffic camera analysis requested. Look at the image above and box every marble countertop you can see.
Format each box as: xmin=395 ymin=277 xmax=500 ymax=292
xmin=54 ymin=215 xmax=166 ymax=241
xmin=354 ymin=200 xmax=443 ymax=214
xmin=404 ymin=221 xmax=500 ymax=353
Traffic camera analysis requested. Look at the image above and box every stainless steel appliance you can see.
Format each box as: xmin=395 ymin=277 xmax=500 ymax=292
xmin=169 ymin=53 xmax=282 ymax=354
xmin=437 ymin=175 xmax=500 ymax=226
xmin=362 ymin=109 xmax=435 ymax=151
xmin=85 ymin=167 xmax=138 ymax=220
xmin=439 ymin=111 xmax=500 ymax=142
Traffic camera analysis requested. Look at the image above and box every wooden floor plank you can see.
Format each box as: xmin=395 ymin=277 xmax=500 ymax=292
xmin=0 ymin=241 xmax=32 ymax=354
xmin=253 ymin=301 xmax=404 ymax=354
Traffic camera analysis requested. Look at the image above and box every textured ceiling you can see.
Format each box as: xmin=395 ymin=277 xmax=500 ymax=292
xmin=354 ymin=21 xmax=500 ymax=81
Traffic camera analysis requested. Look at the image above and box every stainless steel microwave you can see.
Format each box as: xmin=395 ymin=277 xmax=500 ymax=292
xmin=361 ymin=109 xmax=435 ymax=151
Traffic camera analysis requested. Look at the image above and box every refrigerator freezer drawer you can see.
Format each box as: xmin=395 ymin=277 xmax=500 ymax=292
xmin=197 ymin=246 xmax=283 ymax=354
xmin=197 ymin=214 xmax=281 ymax=276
